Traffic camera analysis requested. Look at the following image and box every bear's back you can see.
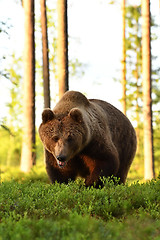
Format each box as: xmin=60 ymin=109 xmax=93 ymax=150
xmin=89 ymin=98 xmax=128 ymax=127
xmin=89 ymin=98 xmax=136 ymax=150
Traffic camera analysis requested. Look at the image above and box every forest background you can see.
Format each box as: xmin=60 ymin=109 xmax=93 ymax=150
xmin=1 ymin=0 xmax=160 ymax=239
xmin=0 ymin=0 xmax=160 ymax=182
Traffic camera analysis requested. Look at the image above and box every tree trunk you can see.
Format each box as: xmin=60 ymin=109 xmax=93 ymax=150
xmin=141 ymin=0 xmax=155 ymax=180
xmin=40 ymin=0 xmax=50 ymax=108
xmin=57 ymin=0 xmax=69 ymax=99
xmin=135 ymin=63 xmax=140 ymax=156
xmin=121 ymin=0 xmax=126 ymax=115
xmin=20 ymin=0 xmax=36 ymax=172
xmin=135 ymin=18 xmax=141 ymax=157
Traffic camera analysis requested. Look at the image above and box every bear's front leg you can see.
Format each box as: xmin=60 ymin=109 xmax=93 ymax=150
xmin=85 ymin=167 xmax=102 ymax=188
xmin=84 ymin=156 xmax=120 ymax=188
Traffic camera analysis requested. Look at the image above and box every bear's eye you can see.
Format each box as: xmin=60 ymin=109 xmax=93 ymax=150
xmin=52 ymin=136 xmax=59 ymax=142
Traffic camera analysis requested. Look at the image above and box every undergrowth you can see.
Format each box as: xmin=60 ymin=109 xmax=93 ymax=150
xmin=0 ymin=166 xmax=160 ymax=239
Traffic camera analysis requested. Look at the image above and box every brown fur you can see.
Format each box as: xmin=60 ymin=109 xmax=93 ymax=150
xmin=39 ymin=91 xmax=137 ymax=187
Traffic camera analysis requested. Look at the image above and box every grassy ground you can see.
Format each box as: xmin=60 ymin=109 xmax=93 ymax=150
xmin=0 ymin=166 xmax=160 ymax=240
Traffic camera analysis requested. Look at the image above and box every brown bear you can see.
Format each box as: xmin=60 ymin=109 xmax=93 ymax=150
xmin=39 ymin=91 xmax=137 ymax=187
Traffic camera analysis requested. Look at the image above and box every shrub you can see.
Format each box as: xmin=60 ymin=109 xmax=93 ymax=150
xmin=1 ymin=170 xmax=160 ymax=239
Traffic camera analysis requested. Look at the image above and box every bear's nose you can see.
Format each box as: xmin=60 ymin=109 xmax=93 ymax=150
xmin=56 ymin=155 xmax=66 ymax=162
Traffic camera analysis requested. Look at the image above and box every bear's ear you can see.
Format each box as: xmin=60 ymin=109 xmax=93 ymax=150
xmin=69 ymin=108 xmax=83 ymax=123
xmin=42 ymin=108 xmax=55 ymax=123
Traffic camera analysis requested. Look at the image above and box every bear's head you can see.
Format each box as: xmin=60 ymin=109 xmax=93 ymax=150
xmin=39 ymin=108 xmax=90 ymax=168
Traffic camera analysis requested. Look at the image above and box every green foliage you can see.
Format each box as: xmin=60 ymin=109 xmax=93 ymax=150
xmin=0 ymin=127 xmax=44 ymax=167
xmin=0 ymin=127 xmax=21 ymax=166
xmin=6 ymin=54 xmax=23 ymax=128
xmin=1 ymin=212 xmax=160 ymax=240
xmin=124 ymin=3 xmax=160 ymax=172
xmin=0 ymin=165 xmax=49 ymax=183
xmin=0 ymin=171 xmax=160 ymax=239
xmin=125 ymin=3 xmax=160 ymax=118
xmin=125 ymin=4 xmax=142 ymax=115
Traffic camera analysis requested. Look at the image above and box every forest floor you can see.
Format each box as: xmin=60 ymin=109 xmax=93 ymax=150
xmin=0 ymin=165 xmax=160 ymax=240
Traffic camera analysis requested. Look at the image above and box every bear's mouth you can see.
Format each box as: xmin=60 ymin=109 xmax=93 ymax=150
xmin=56 ymin=160 xmax=67 ymax=168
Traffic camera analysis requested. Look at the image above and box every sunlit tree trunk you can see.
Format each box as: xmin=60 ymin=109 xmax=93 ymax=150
xmin=141 ymin=0 xmax=155 ymax=180
xmin=57 ymin=0 xmax=69 ymax=99
xmin=40 ymin=0 xmax=50 ymax=108
xmin=21 ymin=0 xmax=36 ymax=172
xmin=135 ymin=62 xmax=140 ymax=156
xmin=121 ymin=0 xmax=126 ymax=115
xmin=135 ymin=19 xmax=141 ymax=157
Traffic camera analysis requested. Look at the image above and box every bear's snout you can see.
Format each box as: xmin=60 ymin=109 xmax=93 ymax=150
xmin=56 ymin=155 xmax=66 ymax=162
xmin=56 ymin=155 xmax=67 ymax=168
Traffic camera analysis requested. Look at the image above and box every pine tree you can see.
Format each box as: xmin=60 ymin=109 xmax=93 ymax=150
xmin=57 ymin=0 xmax=69 ymax=99
xmin=20 ymin=0 xmax=36 ymax=172
xmin=141 ymin=0 xmax=155 ymax=180
xmin=121 ymin=0 xmax=126 ymax=115
xmin=40 ymin=0 xmax=50 ymax=108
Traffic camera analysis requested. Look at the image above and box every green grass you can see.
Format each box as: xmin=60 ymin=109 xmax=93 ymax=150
xmin=0 ymin=166 xmax=160 ymax=240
